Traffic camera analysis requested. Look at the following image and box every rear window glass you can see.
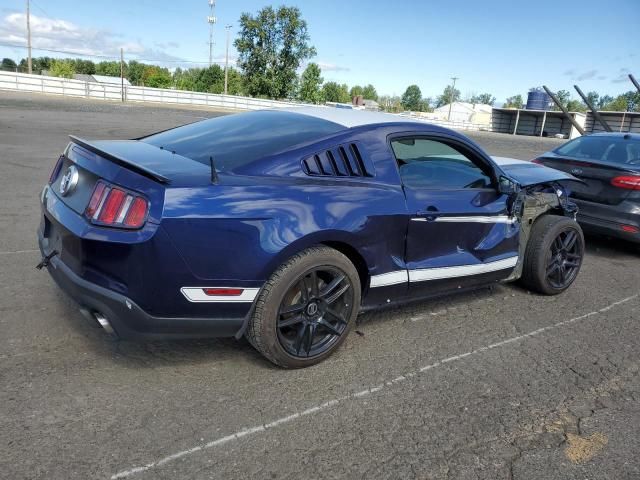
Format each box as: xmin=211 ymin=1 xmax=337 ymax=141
xmin=142 ymin=110 xmax=344 ymax=170
xmin=554 ymin=136 xmax=640 ymax=165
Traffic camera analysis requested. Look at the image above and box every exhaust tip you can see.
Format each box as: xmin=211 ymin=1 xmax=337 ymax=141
xmin=93 ymin=312 xmax=116 ymax=336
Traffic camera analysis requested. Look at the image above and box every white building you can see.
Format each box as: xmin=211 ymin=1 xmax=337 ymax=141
xmin=433 ymin=102 xmax=493 ymax=124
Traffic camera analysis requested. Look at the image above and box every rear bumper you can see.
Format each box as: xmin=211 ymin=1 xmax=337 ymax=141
xmin=574 ymin=198 xmax=640 ymax=243
xmin=38 ymin=239 xmax=247 ymax=340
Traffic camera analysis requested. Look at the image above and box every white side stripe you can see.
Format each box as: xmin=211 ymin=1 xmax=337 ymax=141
xmin=181 ymin=287 xmax=260 ymax=303
xmin=409 ymin=256 xmax=518 ymax=283
xmin=411 ymin=215 xmax=517 ymax=224
xmin=370 ymin=270 xmax=409 ymax=288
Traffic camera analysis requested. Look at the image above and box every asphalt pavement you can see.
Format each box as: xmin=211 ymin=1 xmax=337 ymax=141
xmin=1 ymin=91 xmax=638 ymax=480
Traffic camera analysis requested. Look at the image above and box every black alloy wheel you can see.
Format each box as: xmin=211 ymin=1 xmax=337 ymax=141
xmin=245 ymin=246 xmax=361 ymax=368
xmin=521 ymin=214 xmax=585 ymax=295
xmin=546 ymin=229 xmax=582 ymax=289
xmin=277 ymin=266 xmax=353 ymax=358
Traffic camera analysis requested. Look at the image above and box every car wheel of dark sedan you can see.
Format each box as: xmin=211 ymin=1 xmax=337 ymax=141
xmin=246 ymin=246 xmax=361 ymax=368
xmin=521 ymin=215 xmax=585 ymax=295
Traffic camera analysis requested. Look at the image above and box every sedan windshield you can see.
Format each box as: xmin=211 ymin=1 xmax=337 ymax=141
xmin=554 ymin=135 xmax=640 ymax=166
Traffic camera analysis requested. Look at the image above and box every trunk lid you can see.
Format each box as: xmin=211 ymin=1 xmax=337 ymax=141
xmin=69 ymin=136 xmax=213 ymax=187
xmin=534 ymin=152 xmax=640 ymax=205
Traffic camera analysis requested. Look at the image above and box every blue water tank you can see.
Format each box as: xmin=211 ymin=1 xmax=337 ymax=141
xmin=526 ymin=88 xmax=552 ymax=110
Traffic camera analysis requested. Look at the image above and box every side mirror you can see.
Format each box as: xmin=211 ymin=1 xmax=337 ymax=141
xmin=498 ymin=176 xmax=519 ymax=194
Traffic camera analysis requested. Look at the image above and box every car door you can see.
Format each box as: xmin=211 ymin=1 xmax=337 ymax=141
xmin=390 ymin=134 xmax=520 ymax=298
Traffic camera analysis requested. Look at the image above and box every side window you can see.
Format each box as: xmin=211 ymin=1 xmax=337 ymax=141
xmin=391 ymin=138 xmax=493 ymax=189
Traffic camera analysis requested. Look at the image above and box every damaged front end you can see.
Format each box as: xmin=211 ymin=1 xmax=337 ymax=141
xmin=492 ymin=156 xmax=582 ymax=282
xmin=507 ymin=182 xmax=578 ymax=281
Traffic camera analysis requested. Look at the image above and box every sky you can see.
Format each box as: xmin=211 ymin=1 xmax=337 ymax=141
xmin=0 ymin=0 xmax=638 ymax=103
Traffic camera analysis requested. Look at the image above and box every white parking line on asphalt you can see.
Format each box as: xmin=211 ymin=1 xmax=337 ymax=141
xmin=0 ymin=249 xmax=39 ymax=255
xmin=110 ymin=293 xmax=639 ymax=480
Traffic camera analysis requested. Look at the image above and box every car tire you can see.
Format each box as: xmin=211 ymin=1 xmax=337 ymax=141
xmin=521 ymin=214 xmax=585 ymax=295
xmin=246 ymin=246 xmax=361 ymax=368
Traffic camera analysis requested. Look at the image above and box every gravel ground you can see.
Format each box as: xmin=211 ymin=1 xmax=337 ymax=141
xmin=1 ymin=91 xmax=638 ymax=480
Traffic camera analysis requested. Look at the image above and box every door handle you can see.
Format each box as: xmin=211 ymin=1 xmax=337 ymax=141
xmin=415 ymin=206 xmax=440 ymax=221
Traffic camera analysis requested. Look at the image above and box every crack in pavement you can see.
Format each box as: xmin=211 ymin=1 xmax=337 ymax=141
xmin=110 ymin=293 xmax=639 ymax=479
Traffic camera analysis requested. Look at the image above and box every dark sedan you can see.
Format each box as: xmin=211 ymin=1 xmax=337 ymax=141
xmin=533 ymin=133 xmax=640 ymax=243
xmin=38 ymin=107 xmax=584 ymax=368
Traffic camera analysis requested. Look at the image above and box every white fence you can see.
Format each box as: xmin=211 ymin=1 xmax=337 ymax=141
xmin=0 ymin=71 xmax=301 ymax=110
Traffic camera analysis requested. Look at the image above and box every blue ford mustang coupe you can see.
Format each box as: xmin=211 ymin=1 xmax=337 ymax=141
xmin=38 ymin=107 xmax=584 ymax=367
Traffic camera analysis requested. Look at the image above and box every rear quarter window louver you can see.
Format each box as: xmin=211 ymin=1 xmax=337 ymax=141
xmin=302 ymin=143 xmax=374 ymax=178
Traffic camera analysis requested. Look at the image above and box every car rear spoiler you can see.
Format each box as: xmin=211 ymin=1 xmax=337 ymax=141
xmin=69 ymin=135 xmax=171 ymax=184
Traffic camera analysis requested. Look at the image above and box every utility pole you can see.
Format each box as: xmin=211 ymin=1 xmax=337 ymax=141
xmin=26 ymin=0 xmax=32 ymax=74
xmin=120 ymin=48 xmax=125 ymax=102
xmin=447 ymin=76 xmax=458 ymax=121
xmin=224 ymin=24 xmax=231 ymax=94
xmin=207 ymin=0 xmax=217 ymax=67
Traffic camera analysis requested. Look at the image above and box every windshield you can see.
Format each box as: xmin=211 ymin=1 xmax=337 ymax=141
xmin=142 ymin=110 xmax=344 ymax=171
xmin=554 ymin=135 xmax=640 ymax=166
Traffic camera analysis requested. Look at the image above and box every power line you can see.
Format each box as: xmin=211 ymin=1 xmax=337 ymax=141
xmin=0 ymin=41 xmax=230 ymax=66
xmin=29 ymin=0 xmax=54 ymax=20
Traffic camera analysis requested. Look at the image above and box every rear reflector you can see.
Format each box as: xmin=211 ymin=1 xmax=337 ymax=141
xmin=611 ymin=175 xmax=640 ymax=190
xmin=49 ymin=156 xmax=65 ymax=184
xmin=203 ymin=288 xmax=244 ymax=296
xmin=85 ymin=181 xmax=149 ymax=229
xmin=621 ymin=225 xmax=639 ymax=234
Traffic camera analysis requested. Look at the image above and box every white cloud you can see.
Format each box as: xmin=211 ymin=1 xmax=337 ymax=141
xmin=0 ymin=12 xmax=185 ymax=64
xmin=317 ymin=61 xmax=350 ymax=72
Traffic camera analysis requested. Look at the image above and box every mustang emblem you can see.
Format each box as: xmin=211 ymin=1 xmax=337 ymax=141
xmin=59 ymin=165 xmax=79 ymax=197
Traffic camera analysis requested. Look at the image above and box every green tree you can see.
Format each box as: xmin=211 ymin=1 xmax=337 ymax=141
xmin=1 ymin=58 xmax=17 ymax=71
xmin=349 ymin=85 xmax=363 ymax=98
xmin=379 ymin=95 xmax=402 ymax=113
xmin=436 ymin=85 xmax=461 ymax=107
xmin=504 ymin=95 xmax=524 ymax=108
xmin=194 ymin=65 xmax=225 ymax=93
xmin=601 ymin=91 xmax=640 ymax=112
xmin=469 ymin=93 xmax=495 ymax=105
xmin=70 ymin=58 xmax=95 ymax=74
xmin=235 ymin=6 xmax=316 ymax=99
xmin=418 ymin=97 xmax=433 ymax=112
xmin=142 ymin=65 xmax=172 ymax=88
xmin=95 ymin=61 xmax=122 ymax=77
xmin=401 ymin=85 xmax=422 ymax=111
xmin=362 ymin=84 xmax=378 ymax=100
xmin=298 ymin=63 xmax=324 ymax=103
xmin=565 ymin=99 xmax=587 ymax=112
xmin=173 ymin=67 xmax=200 ymax=91
xmin=49 ymin=59 xmax=75 ymax=79
xmin=127 ymin=61 xmax=146 ymax=86
xmin=585 ymin=91 xmax=600 ymax=108
xmin=597 ymin=95 xmax=614 ymax=109
xmin=224 ymin=67 xmax=245 ymax=96
xmin=322 ymin=81 xmax=350 ymax=103
xmin=20 ymin=56 xmax=53 ymax=74
xmin=551 ymin=89 xmax=571 ymax=110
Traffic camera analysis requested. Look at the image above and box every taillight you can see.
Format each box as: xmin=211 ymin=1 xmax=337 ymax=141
xmin=531 ymin=158 xmax=543 ymax=164
xmin=85 ymin=181 xmax=149 ymax=229
xmin=611 ymin=175 xmax=640 ymax=190
xmin=49 ymin=156 xmax=65 ymax=184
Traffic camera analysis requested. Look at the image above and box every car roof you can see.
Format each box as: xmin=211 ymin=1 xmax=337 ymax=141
xmin=282 ymin=106 xmax=424 ymax=129
xmin=587 ymin=132 xmax=640 ymax=140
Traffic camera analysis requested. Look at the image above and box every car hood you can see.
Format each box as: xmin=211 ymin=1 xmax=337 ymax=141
xmin=491 ymin=156 xmax=582 ymax=187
